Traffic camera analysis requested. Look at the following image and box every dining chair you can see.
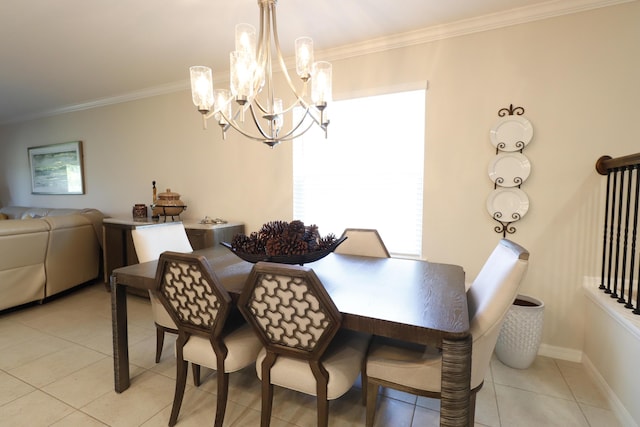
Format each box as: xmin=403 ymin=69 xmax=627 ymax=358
xmin=364 ymin=238 xmax=529 ymax=426
xmin=238 ymin=261 xmax=371 ymax=427
xmin=131 ymin=223 xmax=193 ymax=364
xmin=154 ymin=251 xmax=262 ymax=427
xmin=334 ymin=228 xmax=390 ymax=258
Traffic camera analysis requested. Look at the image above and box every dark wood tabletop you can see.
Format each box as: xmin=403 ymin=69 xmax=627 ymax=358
xmin=110 ymin=246 xmax=471 ymax=426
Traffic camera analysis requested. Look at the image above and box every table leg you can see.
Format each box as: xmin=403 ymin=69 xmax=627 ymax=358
xmin=110 ymin=275 xmax=130 ymax=393
xmin=440 ymin=334 xmax=472 ymax=427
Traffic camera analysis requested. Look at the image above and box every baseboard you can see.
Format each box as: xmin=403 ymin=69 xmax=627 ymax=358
xmin=535 ymin=344 xmax=636 ymax=426
xmin=582 ymin=354 xmax=638 ymax=427
xmin=537 ymin=343 xmax=583 ymax=362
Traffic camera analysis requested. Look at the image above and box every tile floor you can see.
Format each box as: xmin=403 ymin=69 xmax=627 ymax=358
xmin=0 ymin=281 xmax=624 ymax=427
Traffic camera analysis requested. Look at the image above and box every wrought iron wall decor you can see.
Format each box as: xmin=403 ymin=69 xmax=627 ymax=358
xmin=487 ymin=104 xmax=532 ymax=236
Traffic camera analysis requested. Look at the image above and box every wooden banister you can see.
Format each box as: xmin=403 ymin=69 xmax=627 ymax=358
xmin=596 ymin=153 xmax=640 ymax=175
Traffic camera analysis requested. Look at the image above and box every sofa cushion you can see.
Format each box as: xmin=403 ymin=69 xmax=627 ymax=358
xmin=0 ymin=206 xmax=30 ymax=219
xmin=0 ymin=206 xmax=90 ymax=219
xmin=21 ymin=208 xmax=52 ymax=219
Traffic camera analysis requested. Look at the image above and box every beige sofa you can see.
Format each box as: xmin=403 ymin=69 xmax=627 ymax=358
xmin=0 ymin=206 xmax=104 ymax=311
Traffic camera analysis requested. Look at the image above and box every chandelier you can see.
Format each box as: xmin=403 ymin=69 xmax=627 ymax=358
xmin=189 ymin=0 xmax=332 ymax=147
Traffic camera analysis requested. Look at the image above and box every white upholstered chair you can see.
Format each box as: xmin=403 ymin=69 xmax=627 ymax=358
xmin=238 ymin=262 xmax=371 ymax=427
xmin=334 ymin=228 xmax=390 ymax=258
xmin=154 ymin=252 xmax=262 ymax=427
xmin=364 ymin=239 xmax=529 ymax=426
xmin=131 ymin=223 xmax=193 ymax=364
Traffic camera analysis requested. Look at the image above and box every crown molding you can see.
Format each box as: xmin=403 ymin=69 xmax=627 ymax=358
xmin=320 ymin=0 xmax=634 ymax=62
xmin=1 ymin=81 xmax=189 ymax=125
xmin=3 ymin=0 xmax=632 ymax=125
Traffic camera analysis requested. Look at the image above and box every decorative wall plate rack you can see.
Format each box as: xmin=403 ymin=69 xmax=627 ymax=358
xmin=487 ymin=104 xmax=532 ymax=236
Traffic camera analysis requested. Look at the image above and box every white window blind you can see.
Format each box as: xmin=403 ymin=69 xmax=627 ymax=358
xmin=293 ymin=89 xmax=425 ymax=257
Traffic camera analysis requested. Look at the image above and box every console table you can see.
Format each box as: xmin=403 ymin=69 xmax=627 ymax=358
xmin=102 ymin=218 xmax=244 ymax=286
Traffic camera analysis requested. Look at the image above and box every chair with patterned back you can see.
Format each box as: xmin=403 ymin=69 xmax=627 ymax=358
xmin=155 ymin=251 xmax=262 ymax=427
xmin=131 ymin=223 xmax=193 ymax=365
xmin=238 ymin=261 xmax=371 ymax=427
xmin=334 ymin=228 xmax=390 ymax=258
xmin=364 ymin=239 xmax=529 ymax=426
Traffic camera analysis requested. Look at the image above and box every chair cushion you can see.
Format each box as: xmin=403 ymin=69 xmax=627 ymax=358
xmin=256 ymin=329 xmax=370 ymax=400
xmin=149 ymin=291 xmax=177 ymax=329
xmin=366 ymin=336 xmax=442 ymax=392
xmin=182 ymin=323 xmax=262 ymax=373
xmin=131 ymin=223 xmax=193 ymax=263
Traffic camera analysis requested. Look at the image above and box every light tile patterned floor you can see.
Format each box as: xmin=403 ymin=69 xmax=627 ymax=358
xmin=0 ymin=281 xmax=623 ymax=427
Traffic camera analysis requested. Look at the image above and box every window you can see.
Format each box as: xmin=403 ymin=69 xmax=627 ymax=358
xmin=293 ymin=89 xmax=425 ymax=257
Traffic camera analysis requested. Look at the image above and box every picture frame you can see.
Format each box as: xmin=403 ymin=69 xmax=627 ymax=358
xmin=28 ymin=141 xmax=85 ymax=195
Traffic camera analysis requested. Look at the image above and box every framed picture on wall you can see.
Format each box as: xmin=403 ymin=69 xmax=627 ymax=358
xmin=28 ymin=141 xmax=85 ymax=195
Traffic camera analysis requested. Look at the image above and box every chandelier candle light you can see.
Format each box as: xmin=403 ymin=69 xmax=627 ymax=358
xmin=189 ymin=0 xmax=332 ymax=147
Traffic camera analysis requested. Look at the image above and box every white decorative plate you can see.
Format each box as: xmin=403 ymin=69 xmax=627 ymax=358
xmin=486 ymin=188 xmax=529 ymax=222
xmin=488 ymin=152 xmax=531 ymax=187
xmin=489 ymin=116 xmax=533 ymax=152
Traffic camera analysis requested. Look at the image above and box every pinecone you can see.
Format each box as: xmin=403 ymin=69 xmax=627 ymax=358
xmin=303 ymin=224 xmax=320 ymax=250
xmin=288 ymin=220 xmax=306 ymax=240
xmin=265 ymin=235 xmax=309 ymax=256
xmin=318 ymin=233 xmax=337 ymax=250
xmin=232 ymin=232 xmax=265 ymax=254
xmin=259 ymin=221 xmax=289 ymax=243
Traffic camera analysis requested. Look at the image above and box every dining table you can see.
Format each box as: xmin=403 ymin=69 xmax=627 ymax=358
xmin=110 ymin=245 xmax=471 ymax=426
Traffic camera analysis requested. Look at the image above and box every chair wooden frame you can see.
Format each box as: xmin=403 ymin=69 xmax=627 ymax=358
xmin=335 ymin=228 xmax=390 ymax=258
xmin=155 ymin=251 xmax=235 ymax=427
xmin=238 ymin=262 xmax=343 ymax=427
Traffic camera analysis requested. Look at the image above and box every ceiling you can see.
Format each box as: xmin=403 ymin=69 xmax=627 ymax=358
xmin=0 ymin=0 xmax=625 ymax=125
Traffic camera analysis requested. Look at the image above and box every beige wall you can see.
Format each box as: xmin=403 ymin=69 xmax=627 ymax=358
xmin=1 ymin=2 xmax=639 ymax=355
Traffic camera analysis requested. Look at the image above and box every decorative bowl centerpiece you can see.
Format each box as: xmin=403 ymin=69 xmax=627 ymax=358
xmin=152 ymin=188 xmax=187 ymax=219
xmin=222 ymin=220 xmax=346 ymax=265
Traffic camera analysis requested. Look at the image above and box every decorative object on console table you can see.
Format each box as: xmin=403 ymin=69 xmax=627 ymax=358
xmin=487 ymin=104 xmax=532 ymax=236
xmin=151 ymin=181 xmax=159 ymax=221
xmin=151 ymin=188 xmax=187 ymax=222
xmin=132 ymin=204 xmax=148 ymax=220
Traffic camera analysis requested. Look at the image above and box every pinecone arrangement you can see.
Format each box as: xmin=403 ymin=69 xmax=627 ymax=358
xmin=231 ymin=220 xmax=338 ymax=257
